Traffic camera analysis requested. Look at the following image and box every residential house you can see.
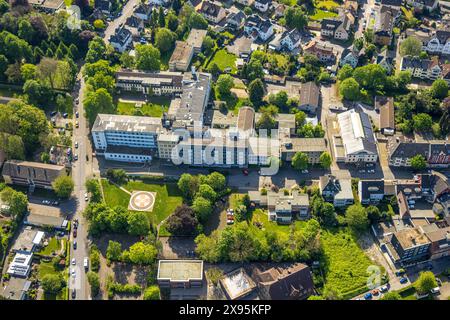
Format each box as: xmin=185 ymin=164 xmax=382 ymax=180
xmin=280 ymin=138 xmax=327 ymax=164
xmin=340 ymin=45 xmax=359 ymax=68
xmin=422 ymin=222 xmax=450 ymax=260
xmin=109 ymin=27 xmax=133 ymax=52
xmin=225 ymin=11 xmax=246 ymax=30
xmin=249 ymin=190 xmax=310 ymax=223
xmin=406 ymin=0 xmax=439 ymax=12
xmin=235 ymin=0 xmax=255 ymax=5
xmin=125 ymin=15 xmax=144 ymax=38
xmin=254 ymin=0 xmax=271 ymax=12
xmin=336 ymin=109 xmax=378 ymax=163
xmin=320 ymin=14 xmax=352 ymax=41
xmin=387 ymin=228 xmax=431 ymax=264
xmin=280 ymin=29 xmax=303 ymax=52
xmin=380 ymin=0 xmax=403 ymax=6
xmin=244 ymin=14 xmax=274 ymax=42
xmin=400 ymin=56 xmax=442 ymax=81
xmin=387 ymin=136 xmax=450 ymax=168
xmin=94 ymin=0 xmax=111 ymax=14
xmin=198 ymin=1 xmax=227 ymax=24
xmin=424 ymin=29 xmax=450 ymax=55
xmin=375 ymin=96 xmax=395 ymax=135
xmin=374 ymin=6 xmax=395 ymax=46
xmin=28 ymin=0 xmax=65 ymax=13
xmin=134 ymin=3 xmax=152 ymax=21
xmin=298 ymin=81 xmax=320 ymax=113
xmin=376 ymin=49 xmax=394 ymax=74
xmin=319 ymin=174 xmax=354 ymax=207
xmin=358 ymin=180 xmax=385 ymax=205
xmin=303 ymin=41 xmax=335 ymax=63
xmin=442 ymin=64 xmax=450 ymax=85
xmin=251 ymin=263 xmax=315 ymax=300
xmin=2 ymin=161 xmax=67 ymax=191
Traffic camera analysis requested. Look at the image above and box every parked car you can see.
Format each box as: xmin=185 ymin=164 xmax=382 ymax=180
xmin=84 ymin=193 xmax=89 ymax=201
xmin=75 ymin=141 xmax=78 ymax=149
xmin=73 ymin=241 xmax=77 ymax=250
xmin=301 ymin=169 xmax=309 ymax=173
xmin=371 ymin=289 xmax=379 ymax=296
xmin=50 ymin=111 xmax=57 ymax=117
xmin=379 ymin=285 xmax=388 ymax=292
xmin=242 ymin=169 xmax=249 ymax=176
xmin=75 ymin=111 xmax=79 ymax=118
xmin=364 ymin=292 xmax=372 ymax=300
xmin=74 ymin=154 xmax=78 ymax=161
xmin=75 ymin=98 xmax=79 ymax=105
xmin=431 ymin=287 xmax=440 ymax=294
xmin=71 ymin=289 xmax=76 ymax=299
xmin=63 ymin=113 xmax=69 ymax=118
xmin=399 ymin=277 xmax=408 ymax=284
xmin=71 ymin=258 xmax=76 ymax=265
xmin=71 ymin=268 xmax=76 ymax=278
xmin=75 ymin=121 xmax=79 ymax=128
xmin=52 ymin=201 xmax=59 ymax=206
xmin=84 ymin=257 xmax=89 ymax=270
xmin=73 ymin=229 xmax=77 ymax=238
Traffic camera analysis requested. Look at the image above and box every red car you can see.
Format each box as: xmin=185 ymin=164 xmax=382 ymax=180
xmin=242 ymin=169 xmax=249 ymax=176
xmin=73 ymin=230 xmax=77 ymax=238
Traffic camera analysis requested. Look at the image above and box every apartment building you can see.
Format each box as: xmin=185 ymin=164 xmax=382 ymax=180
xmin=115 ymin=70 xmax=184 ymax=95
xmin=169 ymin=41 xmax=195 ymax=71
xmin=400 ymin=56 xmax=442 ymax=81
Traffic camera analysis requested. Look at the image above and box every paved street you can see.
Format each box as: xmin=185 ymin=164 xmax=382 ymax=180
xmin=103 ymin=0 xmax=140 ymax=45
xmin=68 ymin=1 xmax=140 ymax=299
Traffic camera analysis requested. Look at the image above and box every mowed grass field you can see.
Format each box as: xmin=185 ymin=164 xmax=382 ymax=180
xmin=208 ymin=49 xmax=237 ymax=74
xmin=116 ymin=96 xmax=171 ymax=118
xmin=101 ymin=179 xmax=183 ymax=225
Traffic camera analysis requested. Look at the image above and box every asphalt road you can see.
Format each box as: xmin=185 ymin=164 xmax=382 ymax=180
xmin=68 ymin=1 xmax=140 ymax=300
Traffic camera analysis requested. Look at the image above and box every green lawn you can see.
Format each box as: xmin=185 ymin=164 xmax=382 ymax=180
xmin=251 ymin=209 xmax=306 ymax=234
xmin=38 ymin=237 xmax=65 ymax=256
xmin=101 ymin=179 xmax=183 ymax=225
xmin=314 ymin=0 xmax=339 ymax=10
xmin=117 ymin=97 xmax=170 ymax=118
xmin=216 ymin=92 xmax=248 ymax=114
xmin=208 ymin=49 xmax=237 ymax=74
xmin=321 ymin=229 xmax=381 ymax=299
xmin=310 ymin=9 xmax=338 ymax=21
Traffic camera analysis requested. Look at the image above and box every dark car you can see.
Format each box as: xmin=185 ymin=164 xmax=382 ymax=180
xmin=73 ymin=241 xmax=77 ymax=249
xmin=73 ymin=230 xmax=77 ymax=238
xmin=399 ymin=277 xmax=408 ymax=284
xmin=63 ymin=113 xmax=69 ymax=118
xmin=50 ymin=111 xmax=57 ymax=117
xmin=71 ymin=289 xmax=76 ymax=299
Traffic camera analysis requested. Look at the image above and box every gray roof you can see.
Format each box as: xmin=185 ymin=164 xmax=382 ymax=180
xmin=175 ymin=72 xmax=212 ymax=125
xmin=92 ymin=114 xmax=162 ymax=133
xmin=299 ymin=81 xmax=320 ymax=108
xmin=109 ymin=27 xmax=132 ymax=46
xmin=116 ymin=70 xmax=184 ymax=88
xmin=2 ymin=160 xmax=66 ymax=184
xmin=359 ymin=180 xmax=385 ymax=200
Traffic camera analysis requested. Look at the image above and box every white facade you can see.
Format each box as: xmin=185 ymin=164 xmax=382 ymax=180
xmin=337 ymin=109 xmax=378 ymax=163
xmin=254 ymin=0 xmax=270 ymax=12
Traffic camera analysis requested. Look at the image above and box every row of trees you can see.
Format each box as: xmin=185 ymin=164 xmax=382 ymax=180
xmin=83 ymin=203 xmax=151 ymax=237
xmin=195 ymin=219 xmax=322 ymax=263
xmin=291 ymin=151 xmax=332 ymax=170
xmin=338 ymin=64 xmax=412 ymax=101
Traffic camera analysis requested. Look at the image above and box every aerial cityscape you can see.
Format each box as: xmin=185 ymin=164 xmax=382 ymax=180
xmin=0 ymin=0 xmax=450 ymax=305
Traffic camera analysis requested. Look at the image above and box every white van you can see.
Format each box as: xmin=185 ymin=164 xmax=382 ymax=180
xmin=431 ymin=287 xmax=440 ymax=294
xmin=83 ymin=257 xmax=89 ymax=270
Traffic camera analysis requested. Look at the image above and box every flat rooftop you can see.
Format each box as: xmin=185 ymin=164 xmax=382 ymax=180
xmin=220 ymin=268 xmax=256 ymax=300
xmin=394 ymin=227 xmax=430 ymax=249
xmin=92 ymin=114 xmax=162 ymax=133
xmin=157 ymin=260 xmax=203 ymax=282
